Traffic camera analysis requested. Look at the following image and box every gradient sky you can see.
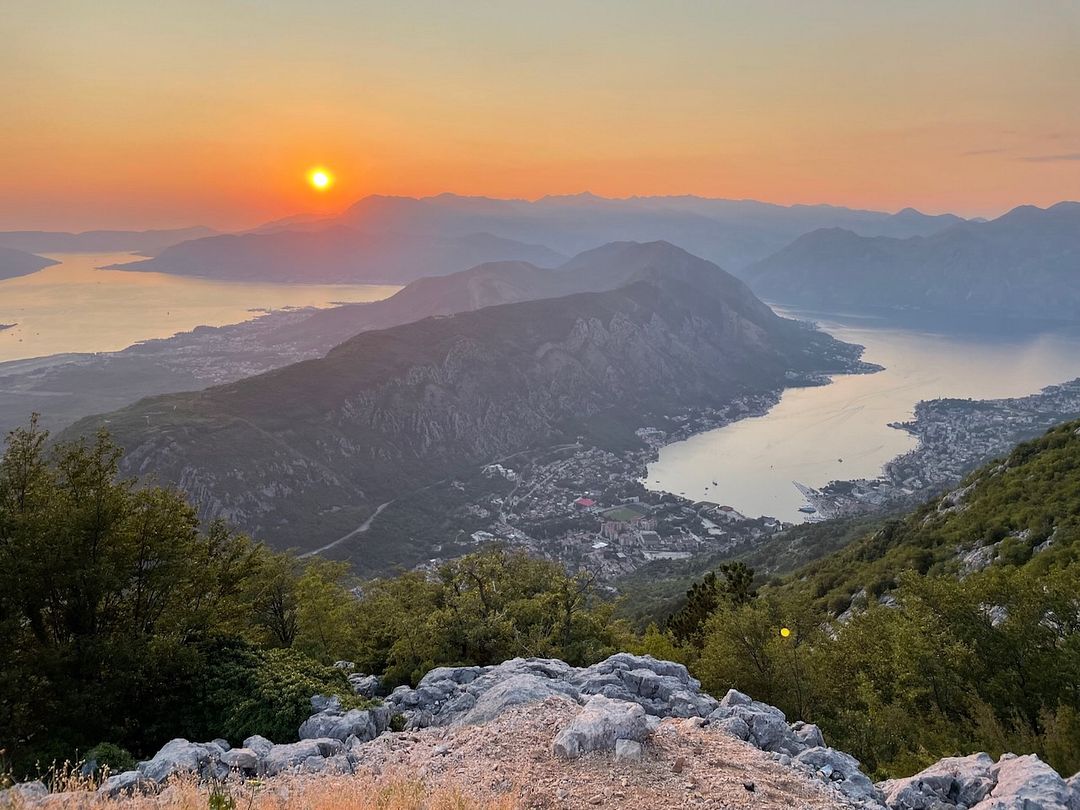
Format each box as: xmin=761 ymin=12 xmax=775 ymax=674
xmin=3 ymin=0 xmax=1079 ymax=230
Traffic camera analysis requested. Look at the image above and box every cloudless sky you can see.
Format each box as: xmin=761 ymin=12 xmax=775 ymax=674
xmin=2 ymin=0 xmax=1078 ymax=229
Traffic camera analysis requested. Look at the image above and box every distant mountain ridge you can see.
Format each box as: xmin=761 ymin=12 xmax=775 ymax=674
xmin=115 ymin=193 xmax=964 ymax=283
xmin=0 ymin=227 xmax=217 ymax=255
xmin=63 ymin=242 xmax=867 ymax=568
xmin=0 ymin=245 xmax=58 ymax=280
xmin=115 ymin=227 xmax=566 ymax=283
xmin=747 ymin=201 xmax=1080 ymax=320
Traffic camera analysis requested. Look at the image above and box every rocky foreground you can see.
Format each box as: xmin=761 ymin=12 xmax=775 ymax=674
xmin=4 ymin=654 xmax=1079 ymax=809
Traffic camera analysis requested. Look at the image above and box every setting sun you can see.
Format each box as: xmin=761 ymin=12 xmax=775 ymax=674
xmin=308 ymin=168 xmax=333 ymax=191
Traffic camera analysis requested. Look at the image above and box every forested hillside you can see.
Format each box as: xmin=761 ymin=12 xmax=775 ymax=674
xmin=649 ymin=420 xmax=1080 ymax=777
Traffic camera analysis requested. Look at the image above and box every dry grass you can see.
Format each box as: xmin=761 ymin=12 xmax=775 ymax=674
xmin=4 ymin=773 xmax=521 ymax=810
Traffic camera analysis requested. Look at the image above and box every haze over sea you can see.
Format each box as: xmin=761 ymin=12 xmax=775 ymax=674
xmin=646 ymin=308 xmax=1080 ymax=523
xmin=0 ymin=253 xmax=399 ymax=362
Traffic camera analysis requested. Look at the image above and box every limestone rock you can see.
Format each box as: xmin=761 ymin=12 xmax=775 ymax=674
xmin=0 ymin=781 xmax=48 ymax=803
xmin=220 ymin=747 xmax=260 ymax=773
xmin=553 ymin=695 xmax=649 ymax=760
xmin=793 ymin=746 xmax=883 ymax=805
xmin=97 ymin=770 xmax=154 ymax=798
xmin=972 ymin=754 xmax=1078 ymax=810
xmin=137 ymin=738 xmax=221 ymax=784
xmin=614 ymin=739 xmax=644 ymax=763
xmin=459 ymin=673 xmax=579 ymax=725
xmin=879 ymin=752 xmax=995 ymax=809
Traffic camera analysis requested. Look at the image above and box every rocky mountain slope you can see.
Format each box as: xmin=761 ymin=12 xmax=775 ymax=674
xmin=115 ymin=227 xmax=566 ymax=283
xmin=6 ymin=654 xmax=1077 ymax=809
xmin=0 ymin=241 xmax=709 ymax=435
xmin=0 ymin=245 xmax=58 ymax=280
xmin=746 ymin=201 xmax=1080 ymax=320
xmin=63 ymin=243 xmax=866 ymax=565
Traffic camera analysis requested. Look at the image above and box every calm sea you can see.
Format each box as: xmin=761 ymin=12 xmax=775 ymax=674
xmin=0 ymin=253 xmax=400 ymax=362
xmin=645 ymin=308 xmax=1080 ymax=522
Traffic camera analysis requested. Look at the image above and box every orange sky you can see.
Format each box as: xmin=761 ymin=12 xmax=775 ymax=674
xmin=2 ymin=1 xmax=1079 ymax=230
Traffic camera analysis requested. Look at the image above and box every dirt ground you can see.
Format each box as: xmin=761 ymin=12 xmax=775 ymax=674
xmin=10 ymin=696 xmax=850 ymax=810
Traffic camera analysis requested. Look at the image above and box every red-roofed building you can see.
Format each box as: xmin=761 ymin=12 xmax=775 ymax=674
xmin=573 ymin=497 xmax=596 ymax=509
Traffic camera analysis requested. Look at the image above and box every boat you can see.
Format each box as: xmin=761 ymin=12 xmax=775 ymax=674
xmin=798 ymin=505 xmax=817 ymax=514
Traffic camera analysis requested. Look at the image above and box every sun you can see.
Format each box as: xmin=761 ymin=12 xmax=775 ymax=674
xmin=307 ymin=168 xmax=333 ymax=191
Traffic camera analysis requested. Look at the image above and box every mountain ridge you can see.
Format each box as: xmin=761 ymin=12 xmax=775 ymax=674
xmin=747 ymin=201 xmax=1080 ymax=319
xmin=62 ymin=243 xmax=866 ymax=567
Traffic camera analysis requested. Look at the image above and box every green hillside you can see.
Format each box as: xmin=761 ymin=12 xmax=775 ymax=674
xmin=794 ymin=419 xmax=1080 ymax=614
xmin=648 ymin=419 xmax=1080 ymax=778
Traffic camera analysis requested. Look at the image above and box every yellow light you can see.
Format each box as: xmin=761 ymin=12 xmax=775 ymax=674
xmin=308 ymin=168 xmax=333 ymax=190
xmin=780 ymin=627 xmax=791 ymax=638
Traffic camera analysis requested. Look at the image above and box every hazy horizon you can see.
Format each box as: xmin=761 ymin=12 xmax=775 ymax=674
xmin=2 ymin=190 xmax=1077 ymax=236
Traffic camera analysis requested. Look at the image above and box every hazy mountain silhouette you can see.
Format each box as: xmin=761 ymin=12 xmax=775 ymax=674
xmin=0 ymin=227 xmax=216 ymax=255
xmin=328 ymin=193 xmax=963 ymax=273
xmin=0 ymin=245 xmax=59 ymax=280
xmin=746 ymin=201 xmax=1080 ymax=320
xmin=115 ymin=227 xmax=566 ymax=283
xmin=118 ymin=194 xmax=964 ymax=283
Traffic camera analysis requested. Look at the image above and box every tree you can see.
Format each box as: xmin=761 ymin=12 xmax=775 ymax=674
xmin=667 ymin=562 xmax=757 ymax=645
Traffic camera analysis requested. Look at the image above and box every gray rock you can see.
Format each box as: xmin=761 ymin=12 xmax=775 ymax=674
xmin=300 ymin=707 xmax=381 ymax=742
xmin=348 ymin=673 xmax=381 ymax=698
xmin=1 ymin=781 xmax=48 ymax=802
xmin=334 ymin=660 xmax=356 ymax=670
xmin=615 ymin=739 xmax=645 ymax=763
xmin=220 ymin=748 xmax=260 ymax=773
xmin=792 ymin=721 xmax=826 ymax=750
xmin=711 ymin=715 xmax=750 ymax=740
xmin=459 ymin=673 xmax=579 ymax=725
xmin=719 ymin=688 xmax=753 ymax=708
xmin=418 ymin=665 xmax=487 ymax=688
xmin=707 ymin=698 xmax=805 ymax=755
xmin=385 ymin=654 xmax=726 ymax=731
xmin=553 ymin=695 xmax=649 ymax=760
xmin=794 ymin=746 xmax=882 ymax=805
xmin=97 ymin=770 xmax=154 ymax=798
xmin=321 ymin=754 xmax=354 ymax=774
xmin=263 ymin=739 xmax=342 ymax=776
xmin=243 ymin=734 xmax=274 ymax=758
xmin=972 ymin=754 xmax=1077 ymax=810
xmin=137 ymin=738 xmax=217 ymax=784
xmin=310 ymin=694 xmax=343 ymax=713
xmin=880 ymin=752 xmax=995 ymax=809
xmin=1068 ymin=772 xmax=1080 ymax=806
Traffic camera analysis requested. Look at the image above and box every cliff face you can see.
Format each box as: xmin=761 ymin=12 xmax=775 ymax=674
xmin=66 ymin=245 xmax=864 ymax=560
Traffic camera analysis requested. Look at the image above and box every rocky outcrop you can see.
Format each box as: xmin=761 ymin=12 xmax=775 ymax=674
xmin=137 ymin=738 xmax=227 ymax=784
xmin=552 ymin=695 xmax=649 ymax=759
xmin=793 ymin=746 xmax=883 ymax=806
xmin=6 ymin=653 xmax=1080 ymax=810
xmin=384 ymin=653 xmax=718 ymax=729
xmin=298 ymin=695 xmax=391 ymax=742
xmin=881 ymin=752 xmax=1080 ymax=810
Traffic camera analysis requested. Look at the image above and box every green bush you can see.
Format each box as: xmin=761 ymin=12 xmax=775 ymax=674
xmin=83 ymin=743 xmax=136 ymax=776
xmin=198 ymin=640 xmax=369 ymax=744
